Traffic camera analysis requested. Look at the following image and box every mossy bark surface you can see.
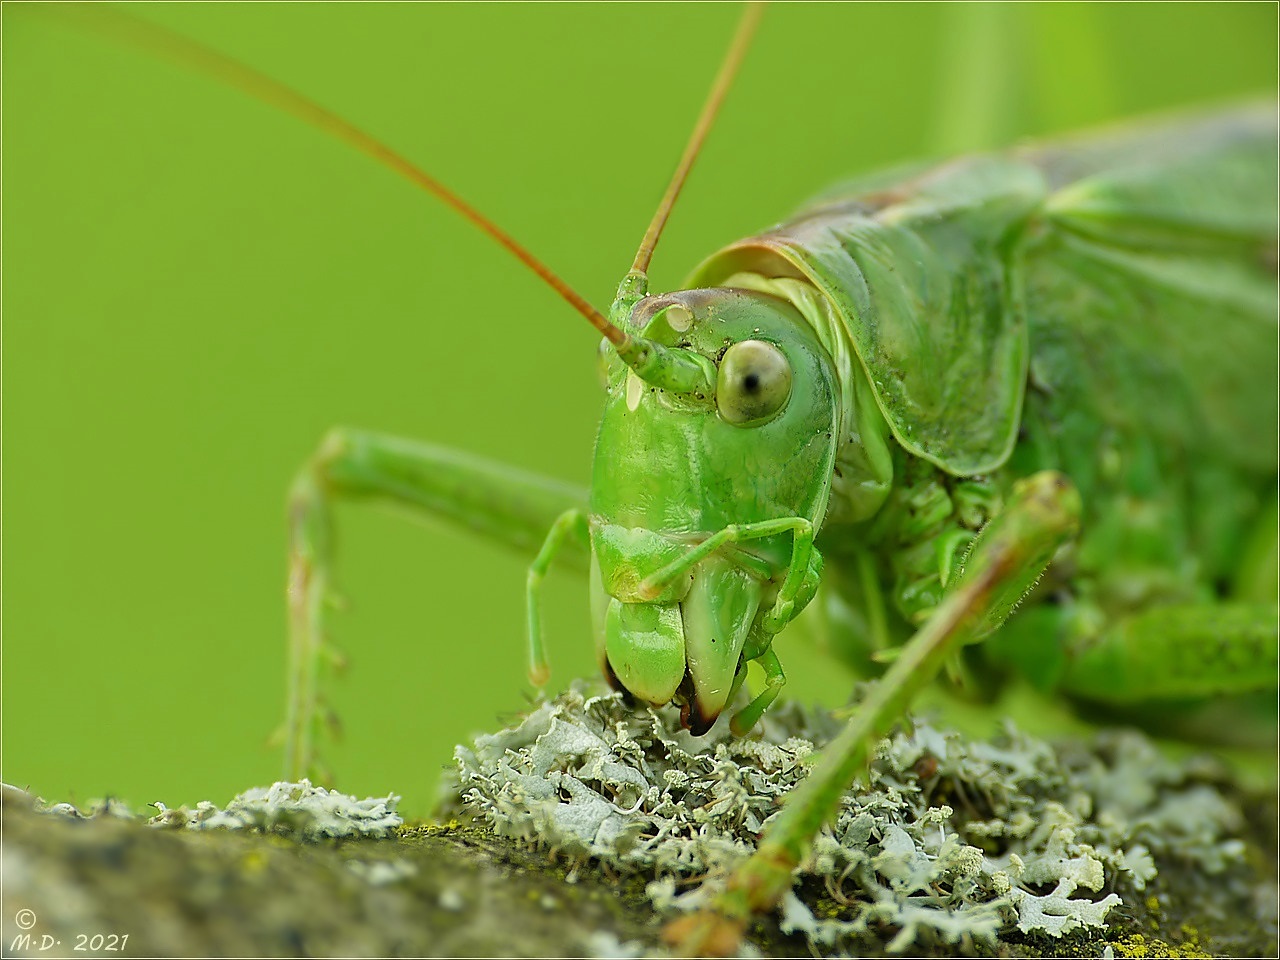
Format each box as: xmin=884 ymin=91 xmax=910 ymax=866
xmin=3 ymin=800 xmax=659 ymax=958
xmin=3 ymin=792 xmax=1276 ymax=958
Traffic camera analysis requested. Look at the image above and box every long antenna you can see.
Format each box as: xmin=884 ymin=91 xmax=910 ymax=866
xmin=629 ymin=2 xmax=765 ymax=277
xmin=53 ymin=3 xmax=630 ymax=346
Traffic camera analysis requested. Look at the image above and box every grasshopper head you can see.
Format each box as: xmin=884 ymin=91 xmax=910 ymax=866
xmin=588 ymin=288 xmax=840 ymax=732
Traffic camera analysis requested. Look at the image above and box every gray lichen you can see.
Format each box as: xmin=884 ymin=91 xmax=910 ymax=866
xmin=449 ymin=682 xmax=1254 ymax=954
xmin=156 ymin=780 xmax=404 ymax=839
xmin=10 ymin=779 xmax=403 ymax=841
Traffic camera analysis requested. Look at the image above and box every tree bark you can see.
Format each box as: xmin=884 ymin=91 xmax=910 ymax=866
xmin=3 ymin=791 xmax=1276 ymax=958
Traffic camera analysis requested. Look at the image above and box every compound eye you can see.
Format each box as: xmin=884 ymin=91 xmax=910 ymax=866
xmin=716 ymin=339 xmax=791 ymax=425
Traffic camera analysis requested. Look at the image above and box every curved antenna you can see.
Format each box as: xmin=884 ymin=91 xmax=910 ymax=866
xmin=629 ymin=2 xmax=765 ymax=278
xmin=53 ymin=3 xmax=630 ymax=346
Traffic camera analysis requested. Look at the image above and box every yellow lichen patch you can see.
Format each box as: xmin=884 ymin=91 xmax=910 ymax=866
xmin=395 ymin=818 xmax=461 ymax=838
xmin=1112 ymin=933 xmax=1213 ymax=959
xmin=240 ymin=849 xmax=269 ymax=875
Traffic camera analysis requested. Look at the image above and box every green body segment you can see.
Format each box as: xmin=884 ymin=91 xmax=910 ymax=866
xmin=683 ymin=104 xmax=1278 ymax=708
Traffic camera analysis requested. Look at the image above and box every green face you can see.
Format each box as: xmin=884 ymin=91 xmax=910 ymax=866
xmin=588 ymin=288 xmax=840 ymax=731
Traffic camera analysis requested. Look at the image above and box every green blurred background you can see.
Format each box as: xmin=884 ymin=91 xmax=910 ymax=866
xmin=5 ymin=3 xmax=1275 ymax=816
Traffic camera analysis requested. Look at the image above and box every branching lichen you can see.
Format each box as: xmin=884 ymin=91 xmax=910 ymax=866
xmin=11 ymin=779 xmax=403 ymax=841
xmin=4 ymin=687 xmax=1272 ymax=957
xmin=449 ymin=682 xmax=1256 ymax=954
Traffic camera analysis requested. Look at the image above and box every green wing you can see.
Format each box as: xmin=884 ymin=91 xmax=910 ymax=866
xmin=691 ymin=157 xmax=1045 ymax=476
xmin=1024 ymin=103 xmax=1278 ymax=473
xmin=691 ymin=103 xmax=1277 ymax=477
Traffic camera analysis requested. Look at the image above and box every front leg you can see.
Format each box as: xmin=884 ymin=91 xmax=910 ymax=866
xmin=285 ymin=427 xmax=588 ymax=781
xmin=638 ymin=515 xmax=822 ymax=637
xmin=664 ymin=471 xmax=1082 ymax=954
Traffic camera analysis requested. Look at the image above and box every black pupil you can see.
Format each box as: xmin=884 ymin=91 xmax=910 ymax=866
xmin=742 ymin=372 xmax=760 ymax=394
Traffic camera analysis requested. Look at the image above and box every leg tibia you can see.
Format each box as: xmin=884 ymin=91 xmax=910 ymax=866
xmin=1062 ymin=602 xmax=1279 ymax=701
xmin=950 ymin=471 xmax=1083 ymax=643
xmin=1234 ymin=491 xmax=1278 ymax=604
xmin=284 ymin=427 xmax=589 ymax=780
xmin=729 ymin=647 xmax=786 ymax=736
xmin=527 ymin=509 xmax=590 ymax=686
xmin=663 ymin=472 xmax=1081 ymax=948
xmin=285 ymin=467 xmax=334 ymax=782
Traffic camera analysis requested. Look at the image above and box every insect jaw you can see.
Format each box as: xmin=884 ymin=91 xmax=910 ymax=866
xmin=600 ymin=584 xmax=758 ymax=735
xmin=593 ymin=533 xmax=769 ymax=735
